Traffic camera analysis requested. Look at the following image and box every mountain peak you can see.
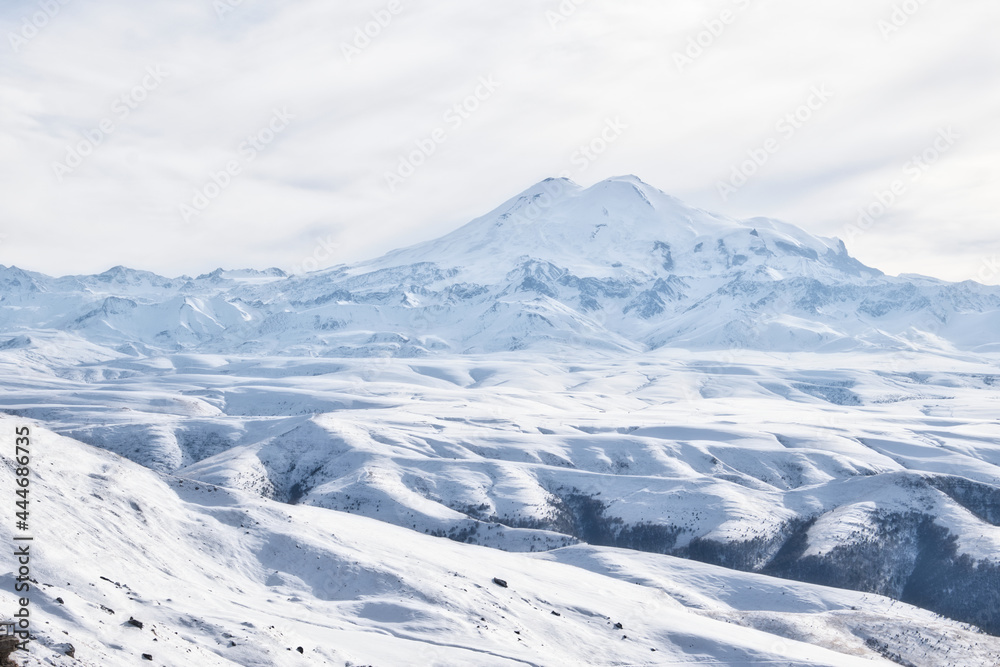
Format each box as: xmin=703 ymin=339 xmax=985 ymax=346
xmin=361 ymin=176 xmax=874 ymax=286
xmin=95 ymin=265 xmax=158 ymax=282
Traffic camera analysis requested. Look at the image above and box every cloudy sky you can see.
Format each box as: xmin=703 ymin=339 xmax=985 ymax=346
xmin=1 ymin=0 xmax=998 ymax=283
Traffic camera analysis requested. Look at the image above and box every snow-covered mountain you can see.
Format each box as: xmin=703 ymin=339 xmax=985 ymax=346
xmin=3 ymin=177 xmax=1000 ymax=665
xmin=8 ymin=415 xmax=1000 ymax=666
xmin=2 ymin=175 xmax=999 ymax=356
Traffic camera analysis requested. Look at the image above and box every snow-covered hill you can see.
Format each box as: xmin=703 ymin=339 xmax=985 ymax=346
xmin=2 ymin=176 xmax=999 ymax=356
xmin=4 ymin=336 xmax=1000 ymax=646
xmin=3 ymin=416 xmax=999 ymax=666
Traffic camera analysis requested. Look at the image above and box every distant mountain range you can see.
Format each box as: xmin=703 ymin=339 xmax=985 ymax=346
xmin=3 ymin=175 xmax=999 ymax=356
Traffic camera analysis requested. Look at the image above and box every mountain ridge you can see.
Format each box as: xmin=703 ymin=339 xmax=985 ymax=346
xmin=1 ymin=176 xmax=998 ymax=356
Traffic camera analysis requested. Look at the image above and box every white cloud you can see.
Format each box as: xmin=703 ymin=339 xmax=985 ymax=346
xmin=0 ymin=0 xmax=997 ymax=283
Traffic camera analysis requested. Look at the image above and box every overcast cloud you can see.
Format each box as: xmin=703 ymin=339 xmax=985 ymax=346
xmin=1 ymin=0 xmax=997 ymax=283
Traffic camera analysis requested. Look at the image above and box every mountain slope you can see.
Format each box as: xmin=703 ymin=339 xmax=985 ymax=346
xmin=6 ymin=340 xmax=1000 ymax=638
xmin=4 ymin=415 xmax=1000 ymax=666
